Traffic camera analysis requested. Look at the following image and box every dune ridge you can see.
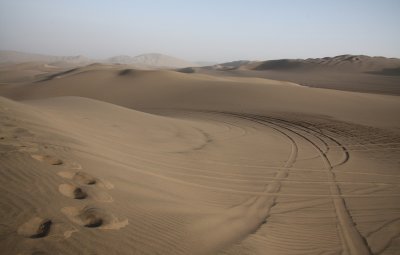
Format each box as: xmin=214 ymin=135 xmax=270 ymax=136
xmin=195 ymin=55 xmax=400 ymax=95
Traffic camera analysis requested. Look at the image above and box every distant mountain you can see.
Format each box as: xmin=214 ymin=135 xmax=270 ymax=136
xmin=195 ymin=61 xmax=219 ymax=67
xmin=0 ymin=51 xmax=197 ymax=69
xmin=105 ymin=55 xmax=133 ymax=65
xmin=0 ymin=50 xmax=92 ymax=67
xmin=214 ymin=55 xmax=400 ymax=73
xmin=209 ymin=60 xmax=252 ymax=70
xmin=2 ymin=51 xmax=399 ymax=74
xmin=106 ymin=53 xmax=197 ymax=68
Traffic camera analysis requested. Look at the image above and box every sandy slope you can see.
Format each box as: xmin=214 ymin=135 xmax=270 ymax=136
xmin=215 ymin=69 xmax=400 ymax=95
xmin=0 ymin=65 xmax=400 ymax=255
xmin=1 ymin=66 xmax=399 ymax=127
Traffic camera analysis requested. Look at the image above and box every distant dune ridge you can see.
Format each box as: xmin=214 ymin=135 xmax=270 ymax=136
xmin=106 ymin=53 xmax=198 ymax=68
xmin=0 ymin=51 xmax=400 ymax=255
xmin=0 ymin=50 xmax=198 ymax=68
xmin=1 ymin=51 xmax=400 ymax=94
xmin=0 ymin=51 xmax=93 ymax=67
xmin=195 ymin=55 xmax=400 ymax=94
xmin=3 ymin=50 xmax=400 ymax=73
xmin=209 ymin=55 xmax=400 ymax=73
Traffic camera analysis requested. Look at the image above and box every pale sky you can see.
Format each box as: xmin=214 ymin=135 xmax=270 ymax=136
xmin=0 ymin=0 xmax=399 ymax=62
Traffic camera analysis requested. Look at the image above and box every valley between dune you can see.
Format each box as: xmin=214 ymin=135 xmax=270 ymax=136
xmin=0 ymin=66 xmax=399 ymax=255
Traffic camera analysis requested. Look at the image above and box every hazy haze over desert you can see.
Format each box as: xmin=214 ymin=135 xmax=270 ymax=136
xmin=0 ymin=1 xmax=400 ymax=255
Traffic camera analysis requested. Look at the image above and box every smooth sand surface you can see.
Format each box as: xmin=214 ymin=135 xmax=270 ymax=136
xmin=0 ymin=64 xmax=399 ymax=255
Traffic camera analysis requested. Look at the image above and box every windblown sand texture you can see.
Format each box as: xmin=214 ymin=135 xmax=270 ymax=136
xmin=0 ymin=58 xmax=399 ymax=255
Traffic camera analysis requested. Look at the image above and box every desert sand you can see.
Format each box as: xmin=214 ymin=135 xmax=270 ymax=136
xmin=191 ymin=55 xmax=400 ymax=95
xmin=0 ymin=58 xmax=400 ymax=255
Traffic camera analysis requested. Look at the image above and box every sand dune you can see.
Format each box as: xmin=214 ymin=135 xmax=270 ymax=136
xmin=251 ymin=55 xmax=400 ymax=72
xmin=2 ymin=52 xmax=399 ymax=94
xmin=197 ymin=55 xmax=400 ymax=95
xmin=210 ymin=55 xmax=400 ymax=73
xmin=1 ymin=66 xmax=399 ymax=127
xmin=0 ymin=62 xmax=400 ymax=254
xmin=0 ymin=62 xmax=66 ymax=84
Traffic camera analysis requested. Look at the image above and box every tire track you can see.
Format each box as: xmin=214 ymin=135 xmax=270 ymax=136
xmin=195 ymin=110 xmax=372 ymax=254
xmin=246 ymin=114 xmax=371 ymax=255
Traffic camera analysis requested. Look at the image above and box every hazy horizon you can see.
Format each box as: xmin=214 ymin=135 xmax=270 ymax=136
xmin=1 ymin=0 xmax=399 ymax=62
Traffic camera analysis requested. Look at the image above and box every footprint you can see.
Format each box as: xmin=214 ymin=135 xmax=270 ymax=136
xmin=62 ymin=206 xmax=104 ymax=228
xmin=58 ymin=171 xmax=113 ymax=190
xmin=70 ymin=162 xmax=82 ymax=170
xmin=31 ymin=154 xmax=63 ymax=165
xmin=77 ymin=208 xmax=104 ymax=227
xmin=57 ymin=171 xmax=75 ymax=179
xmin=96 ymin=178 xmax=114 ymax=190
xmin=58 ymin=184 xmax=87 ymax=199
xmin=62 ymin=206 xmax=128 ymax=230
xmin=73 ymin=172 xmax=97 ymax=185
xmin=17 ymin=217 xmax=51 ymax=238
